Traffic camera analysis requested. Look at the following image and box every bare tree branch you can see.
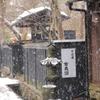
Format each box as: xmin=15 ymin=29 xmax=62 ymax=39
xmin=0 ymin=16 xmax=21 ymax=40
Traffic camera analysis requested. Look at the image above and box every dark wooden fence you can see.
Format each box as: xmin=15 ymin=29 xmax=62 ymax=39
xmin=2 ymin=46 xmax=12 ymax=71
xmin=12 ymin=45 xmax=23 ymax=75
xmin=2 ymin=43 xmax=48 ymax=91
xmin=1 ymin=40 xmax=89 ymax=99
xmin=0 ymin=45 xmax=2 ymax=69
xmin=52 ymin=40 xmax=88 ymax=100
xmin=23 ymin=45 xmax=48 ymax=90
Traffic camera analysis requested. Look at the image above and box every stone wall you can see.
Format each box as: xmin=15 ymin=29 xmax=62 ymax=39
xmin=19 ymin=82 xmax=42 ymax=100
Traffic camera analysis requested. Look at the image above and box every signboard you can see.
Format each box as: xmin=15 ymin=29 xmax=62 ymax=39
xmin=61 ymin=48 xmax=76 ymax=78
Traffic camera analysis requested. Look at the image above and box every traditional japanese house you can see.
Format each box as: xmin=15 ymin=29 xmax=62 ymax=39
xmin=11 ymin=6 xmax=71 ymax=42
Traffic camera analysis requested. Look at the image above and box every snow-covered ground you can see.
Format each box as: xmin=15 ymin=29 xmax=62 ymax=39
xmin=0 ymin=78 xmax=22 ymax=100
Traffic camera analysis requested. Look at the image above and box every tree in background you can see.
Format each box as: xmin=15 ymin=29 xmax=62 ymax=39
xmin=0 ymin=0 xmax=5 ymax=44
xmin=0 ymin=0 xmax=86 ymax=43
xmin=49 ymin=0 xmax=65 ymax=40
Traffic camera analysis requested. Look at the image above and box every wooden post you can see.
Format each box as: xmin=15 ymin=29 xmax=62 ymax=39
xmin=87 ymin=0 xmax=100 ymax=85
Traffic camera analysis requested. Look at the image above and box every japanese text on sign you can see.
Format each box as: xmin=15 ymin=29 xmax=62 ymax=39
xmin=61 ymin=48 xmax=76 ymax=78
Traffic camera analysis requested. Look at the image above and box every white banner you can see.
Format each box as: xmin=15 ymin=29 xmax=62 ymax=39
xmin=61 ymin=48 xmax=76 ymax=78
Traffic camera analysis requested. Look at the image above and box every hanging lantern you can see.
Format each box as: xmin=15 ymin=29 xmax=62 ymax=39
xmin=92 ymin=11 xmax=100 ymax=22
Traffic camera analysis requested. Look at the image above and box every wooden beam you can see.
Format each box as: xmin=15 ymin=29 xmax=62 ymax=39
xmin=87 ymin=1 xmax=100 ymax=85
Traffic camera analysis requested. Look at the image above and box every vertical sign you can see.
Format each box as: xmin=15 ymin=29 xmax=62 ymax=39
xmin=61 ymin=48 xmax=76 ymax=78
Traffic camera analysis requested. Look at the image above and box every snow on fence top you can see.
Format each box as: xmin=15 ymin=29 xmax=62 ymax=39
xmin=11 ymin=6 xmax=70 ymax=27
xmin=0 ymin=78 xmax=20 ymax=86
xmin=52 ymin=39 xmax=85 ymax=43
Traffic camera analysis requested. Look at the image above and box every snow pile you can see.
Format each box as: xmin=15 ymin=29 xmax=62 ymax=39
xmin=0 ymin=78 xmax=22 ymax=100
xmin=0 ymin=85 xmax=22 ymax=100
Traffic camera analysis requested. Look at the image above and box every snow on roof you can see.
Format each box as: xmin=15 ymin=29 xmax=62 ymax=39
xmin=20 ymin=6 xmax=51 ymax=17
xmin=11 ymin=6 xmax=70 ymax=26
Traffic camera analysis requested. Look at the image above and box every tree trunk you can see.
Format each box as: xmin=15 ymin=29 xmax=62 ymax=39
xmin=0 ymin=0 xmax=5 ymax=44
xmin=50 ymin=0 xmax=65 ymax=40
